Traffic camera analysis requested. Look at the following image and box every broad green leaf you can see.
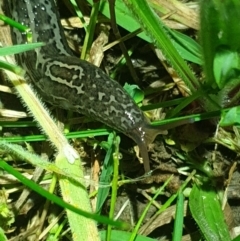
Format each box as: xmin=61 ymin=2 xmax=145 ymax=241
xmin=220 ymin=106 xmax=240 ymax=126
xmin=124 ymin=83 xmax=144 ymax=104
xmin=189 ymin=183 xmax=231 ymax=241
xmin=213 ymin=48 xmax=240 ymax=89
xmin=200 ymin=0 xmax=240 ymax=88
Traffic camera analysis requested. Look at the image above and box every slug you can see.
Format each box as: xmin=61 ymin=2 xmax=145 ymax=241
xmin=3 ymin=0 xmax=191 ymax=172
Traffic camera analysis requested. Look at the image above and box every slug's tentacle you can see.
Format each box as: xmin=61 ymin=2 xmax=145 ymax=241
xmin=127 ymin=117 xmax=193 ymax=172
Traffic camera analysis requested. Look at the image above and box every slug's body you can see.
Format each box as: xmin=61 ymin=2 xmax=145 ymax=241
xmin=3 ymin=0 xmax=175 ymax=172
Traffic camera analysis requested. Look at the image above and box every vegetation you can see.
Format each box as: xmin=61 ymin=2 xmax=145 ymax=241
xmin=0 ymin=0 xmax=240 ymax=240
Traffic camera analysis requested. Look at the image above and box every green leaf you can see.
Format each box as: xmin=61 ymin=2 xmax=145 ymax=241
xmin=124 ymin=83 xmax=144 ymax=104
xmin=169 ymin=29 xmax=202 ymax=65
xmin=232 ymin=235 xmax=240 ymax=241
xmin=0 ymin=227 xmax=8 ymax=241
xmin=213 ymin=48 xmax=240 ymax=89
xmin=0 ymin=43 xmax=44 ymax=76
xmin=189 ymin=183 xmax=231 ymax=241
xmin=220 ymin=106 xmax=240 ymax=126
xmin=172 ymin=192 xmax=184 ymax=241
xmin=0 ymin=13 xmax=29 ymax=32
xmin=0 ymin=43 xmax=44 ymax=56
xmin=200 ymin=0 xmax=240 ymax=88
xmin=0 ymin=60 xmax=24 ymax=75
xmin=95 ymin=134 xmax=114 ymax=213
xmin=100 ymin=230 xmax=157 ymax=241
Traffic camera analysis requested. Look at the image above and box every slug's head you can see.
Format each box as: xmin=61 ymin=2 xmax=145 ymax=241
xmin=126 ymin=116 xmax=194 ymax=173
xmin=126 ymin=116 xmax=168 ymax=173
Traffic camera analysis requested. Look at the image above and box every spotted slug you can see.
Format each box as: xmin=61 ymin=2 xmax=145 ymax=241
xmin=3 ymin=0 xmax=190 ymax=172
